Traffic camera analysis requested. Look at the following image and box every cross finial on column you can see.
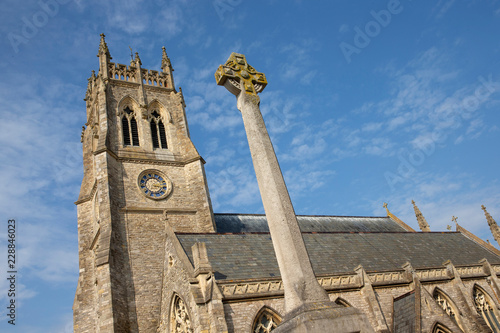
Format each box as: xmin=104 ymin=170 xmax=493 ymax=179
xmin=214 ymin=52 xmax=374 ymax=332
xmin=452 ymin=216 xmax=458 ymax=224
xmin=215 ymin=53 xmax=267 ymax=96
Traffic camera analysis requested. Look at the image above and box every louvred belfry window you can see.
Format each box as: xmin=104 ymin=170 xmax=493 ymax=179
xmin=150 ymin=110 xmax=167 ymax=149
xmin=122 ymin=106 xmax=140 ymax=147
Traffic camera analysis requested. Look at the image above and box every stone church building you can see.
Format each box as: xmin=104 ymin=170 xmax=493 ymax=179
xmin=74 ymin=35 xmax=500 ymax=332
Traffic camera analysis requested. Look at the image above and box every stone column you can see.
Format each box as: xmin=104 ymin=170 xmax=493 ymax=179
xmin=215 ymin=53 xmax=374 ymax=332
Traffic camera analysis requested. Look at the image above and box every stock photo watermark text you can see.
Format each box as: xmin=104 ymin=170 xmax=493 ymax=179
xmin=7 ymin=0 xmax=76 ymax=53
xmin=384 ymin=74 xmax=498 ymax=191
xmin=339 ymin=0 xmax=410 ymax=64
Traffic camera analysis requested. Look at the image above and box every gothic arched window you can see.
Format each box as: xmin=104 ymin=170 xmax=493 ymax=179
xmin=334 ymin=298 xmax=352 ymax=307
xmin=433 ymin=289 xmax=463 ymax=331
xmin=122 ymin=106 xmax=139 ymax=146
xmin=150 ymin=110 xmax=167 ymax=149
xmin=431 ymin=322 xmax=453 ymax=333
xmin=473 ymin=285 xmax=500 ymax=332
xmin=170 ymin=295 xmax=193 ymax=333
xmin=252 ymin=307 xmax=281 ymax=333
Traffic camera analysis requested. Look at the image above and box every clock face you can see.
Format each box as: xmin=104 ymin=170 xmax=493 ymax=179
xmin=138 ymin=170 xmax=172 ymax=200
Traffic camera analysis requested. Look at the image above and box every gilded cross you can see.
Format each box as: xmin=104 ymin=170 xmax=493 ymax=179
xmin=215 ymin=53 xmax=267 ymax=96
xmin=383 ymin=202 xmax=388 ymax=209
xmin=452 ymin=216 xmax=458 ymax=224
xmin=447 ymin=225 xmax=452 ymax=231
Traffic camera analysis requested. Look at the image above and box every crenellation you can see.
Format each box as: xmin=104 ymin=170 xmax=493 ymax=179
xmin=108 ymin=62 xmax=138 ymax=83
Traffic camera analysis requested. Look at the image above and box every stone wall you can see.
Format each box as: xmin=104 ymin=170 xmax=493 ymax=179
xmin=393 ymin=291 xmax=415 ymax=333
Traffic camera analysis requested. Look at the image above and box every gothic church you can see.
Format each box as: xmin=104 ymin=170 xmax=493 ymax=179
xmin=74 ymin=35 xmax=500 ymax=332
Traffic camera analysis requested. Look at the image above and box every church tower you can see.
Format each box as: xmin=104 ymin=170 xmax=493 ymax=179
xmin=73 ymin=35 xmax=215 ymax=332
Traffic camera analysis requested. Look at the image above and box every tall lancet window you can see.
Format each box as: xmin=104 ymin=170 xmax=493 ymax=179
xmin=122 ymin=106 xmax=139 ymax=146
xmin=474 ymin=285 xmax=500 ymax=332
xmin=433 ymin=289 xmax=463 ymax=331
xmin=150 ymin=110 xmax=167 ymax=149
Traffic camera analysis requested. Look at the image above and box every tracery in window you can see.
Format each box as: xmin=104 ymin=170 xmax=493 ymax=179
xmin=252 ymin=307 xmax=281 ymax=333
xmin=433 ymin=289 xmax=463 ymax=331
xmin=170 ymin=295 xmax=193 ymax=333
xmin=150 ymin=110 xmax=167 ymax=149
xmin=474 ymin=286 xmax=500 ymax=333
xmin=122 ymin=106 xmax=139 ymax=146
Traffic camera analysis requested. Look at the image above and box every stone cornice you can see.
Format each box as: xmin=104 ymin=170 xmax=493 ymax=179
xmin=120 ymin=207 xmax=197 ymax=214
xmin=217 ymin=264 xmax=500 ymax=301
xmin=144 ymin=84 xmax=175 ymax=93
xmin=92 ymin=147 xmax=205 ymax=166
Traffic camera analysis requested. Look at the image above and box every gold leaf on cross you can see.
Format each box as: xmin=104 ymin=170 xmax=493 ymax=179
xmin=215 ymin=53 xmax=267 ymax=96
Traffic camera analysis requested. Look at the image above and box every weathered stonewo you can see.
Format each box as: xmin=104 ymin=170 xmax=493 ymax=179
xmin=274 ymin=302 xmax=374 ymax=333
xmin=74 ymin=34 xmax=217 ymax=333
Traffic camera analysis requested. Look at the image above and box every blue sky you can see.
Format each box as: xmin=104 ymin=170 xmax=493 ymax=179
xmin=0 ymin=0 xmax=499 ymax=332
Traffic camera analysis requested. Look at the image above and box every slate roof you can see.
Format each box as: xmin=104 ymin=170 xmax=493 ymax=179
xmin=214 ymin=213 xmax=407 ymax=233
xmin=177 ymin=232 xmax=500 ymax=281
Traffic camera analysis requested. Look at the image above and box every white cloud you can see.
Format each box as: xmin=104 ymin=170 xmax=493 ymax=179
xmin=432 ymin=0 xmax=456 ymax=19
xmin=370 ymin=171 xmax=500 ymax=238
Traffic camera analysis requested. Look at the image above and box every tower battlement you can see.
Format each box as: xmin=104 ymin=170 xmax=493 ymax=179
xmin=105 ymin=62 xmax=171 ymax=88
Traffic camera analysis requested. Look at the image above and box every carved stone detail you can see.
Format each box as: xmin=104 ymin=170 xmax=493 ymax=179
xmin=474 ymin=288 xmax=493 ymax=312
xmin=253 ymin=308 xmax=281 ymax=333
xmin=434 ymin=292 xmax=460 ymax=327
xmin=215 ymin=52 xmax=267 ymax=96
xmin=412 ymin=200 xmax=431 ymax=232
xmin=416 ymin=268 xmax=448 ymax=280
xmin=170 ymin=295 xmax=193 ymax=333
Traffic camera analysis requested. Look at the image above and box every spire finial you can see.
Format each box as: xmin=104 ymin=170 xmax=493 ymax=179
xmin=482 ymin=205 xmax=500 ymax=246
xmin=451 ymin=216 xmax=458 ymax=225
xmin=161 ymin=46 xmax=173 ymax=72
xmin=134 ymin=52 xmax=142 ymax=66
xmin=412 ymin=200 xmax=430 ymax=232
xmin=97 ymin=33 xmax=111 ymax=59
